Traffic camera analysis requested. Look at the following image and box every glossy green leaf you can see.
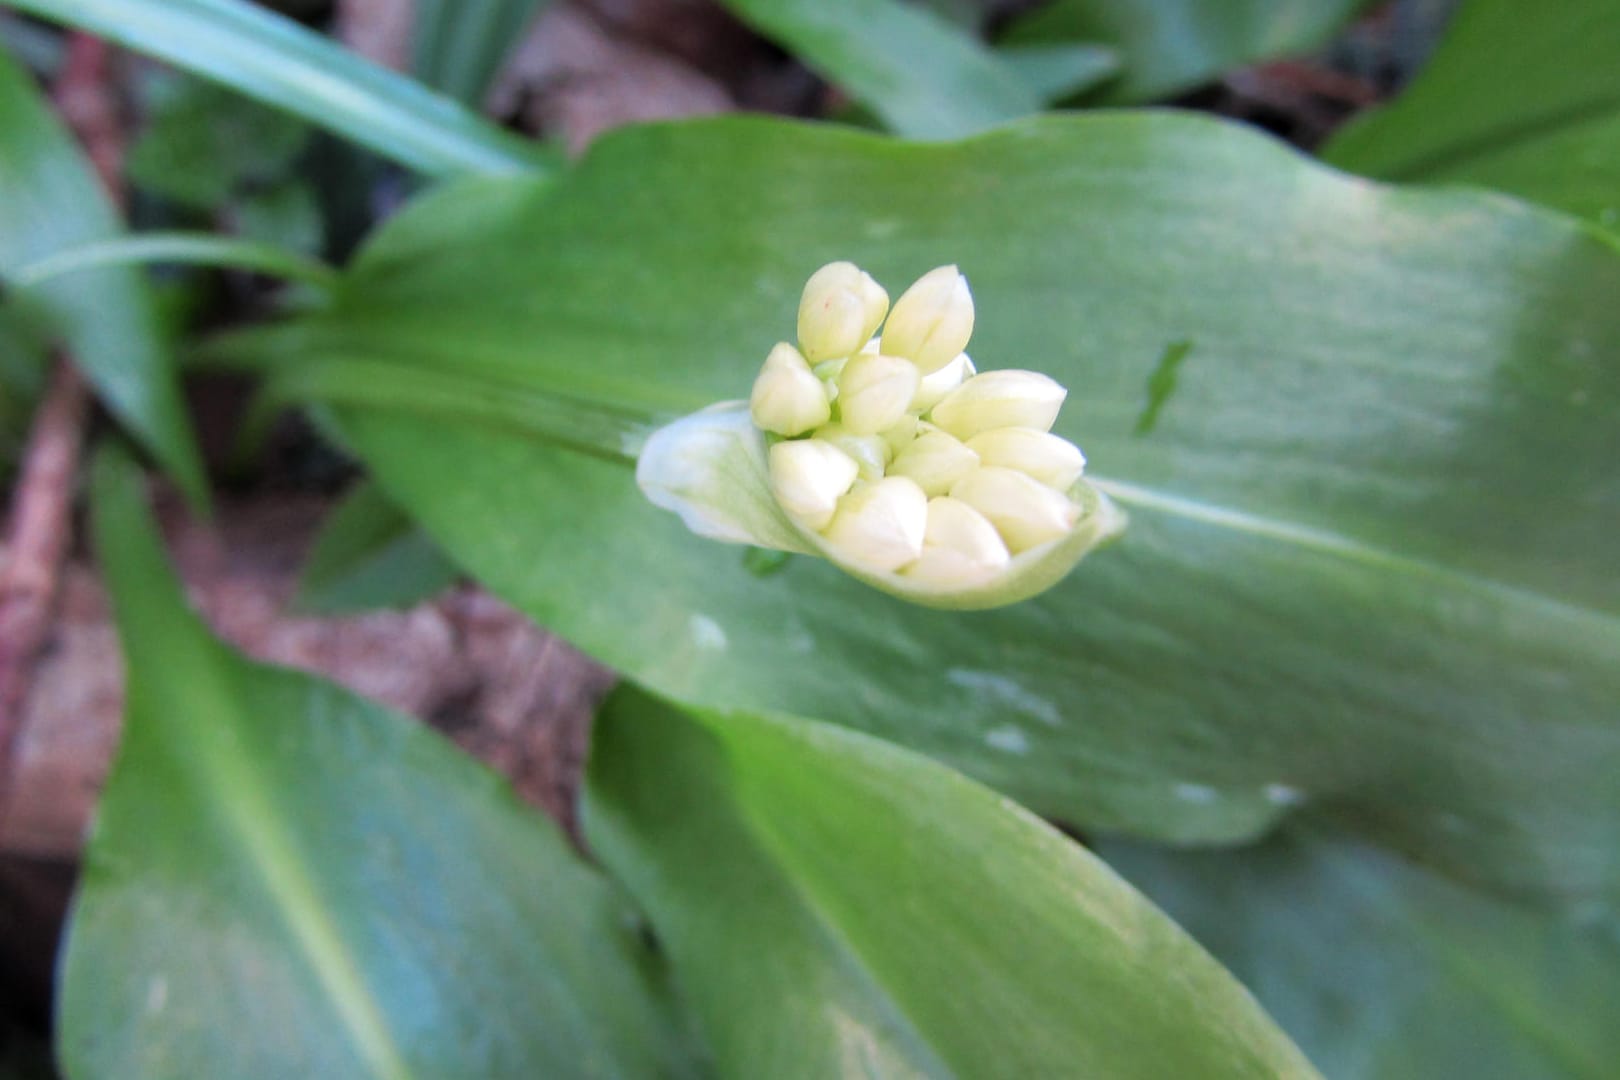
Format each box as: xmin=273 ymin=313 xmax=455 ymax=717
xmin=586 ymin=688 xmax=1319 ymax=1079
xmin=1323 ymin=0 xmax=1620 ymax=231
xmin=715 ymin=0 xmax=1041 ymax=137
xmin=63 ymin=445 xmax=701 ymax=1078
xmin=0 ymin=46 xmax=206 ymax=506
xmin=4 ymin=0 xmax=548 ymax=177
xmin=1103 ymin=829 xmax=1620 ymax=1080
xmin=413 ymin=0 xmax=550 ymax=107
xmin=1002 ymin=0 xmax=1370 ymax=103
xmin=296 ymin=479 xmax=460 ymax=614
xmin=253 ymin=113 xmax=1620 ymax=907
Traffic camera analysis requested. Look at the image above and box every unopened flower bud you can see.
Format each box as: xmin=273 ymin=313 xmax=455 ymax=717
xmin=798 ymin=262 xmax=890 ymax=363
xmin=813 ymin=422 xmax=891 ymax=482
xmin=751 ymin=343 xmax=831 ymax=436
xmin=903 ymin=496 xmax=1010 ymax=586
xmin=888 ymin=430 xmax=979 ymax=497
xmin=821 ymin=476 xmax=927 ymax=573
xmin=880 ymin=265 xmax=974 ymax=375
xmin=929 ymin=370 xmax=1066 ymax=441
xmin=879 ymin=414 xmax=921 ymax=457
xmin=769 ymin=438 xmax=859 ymax=530
xmin=966 ymin=428 xmax=1086 ymax=490
xmin=951 ymin=466 xmax=1078 ymax=553
xmin=911 ymin=352 xmax=975 ymax=413
xmin=836 ymin=352 xmax=920 ymax=435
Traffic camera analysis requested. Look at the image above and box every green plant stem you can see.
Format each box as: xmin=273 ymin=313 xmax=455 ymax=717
xmin=258 ymin=358 xmax=658 ymax=467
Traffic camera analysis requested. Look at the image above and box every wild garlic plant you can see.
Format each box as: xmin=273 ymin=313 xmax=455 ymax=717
xmin=638 ymin=263 xmax=1124 ymax=609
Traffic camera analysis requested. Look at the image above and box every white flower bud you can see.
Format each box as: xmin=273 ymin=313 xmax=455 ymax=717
xmin=821 ymin=476 xmax=927 ymax=573
xmin=798 ymin=261 xmax=890 ymax=363
xmin=910 ymin=352 xmax=975 ymax=413
xmin=888 ymin=430 xmax=979 ymax=497
xmin=880 ymin=265 xmax=974 ymax=375
xmin=812 ymin=422 xmax=891 ymax=482
xmin=928 ymin=370 xmax=1066 ymax=441
xmin=966 ymin=428 xmax=1086 ymax=490
xmin=812 ymin=357 xmax=848 ymax=382
xmin=836 ymin=352 xmax=920 ymax=435
xmin=750 ymin=343 xmax=831 ymax=436
xmin=903 ymin=496 xmax=1010 ymax=586
xmin=879 ymin=413 xmax=921 ymax=457
xmin=950 ymin=466 xmax=1078 ymax=553
xmin=769 ymin=438 xmax=859 ymax=530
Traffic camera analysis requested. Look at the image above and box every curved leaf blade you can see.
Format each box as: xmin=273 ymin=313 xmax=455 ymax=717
xmin=1103 ymin=828 xmax=1620 ymax=1080
xmin=279 ymin=113 xmax=1618 ymax=906
xmin=412 ymin=0 xmax=550 ymax=107
xmin=1322 ymin=0 xmax=1620 ymax=231
xmin=0 ymin=46 xmax=205 ymax=504
xmin=295 ymin=479 xmax=460 ymax=614
xmin=1001 ymin=0 xmax=1370 ymax=104
xmin=65 ymin=445 xmax=701 ymax=1078
xmin=586 ymin=688 xmax=1320 ymax=1079
xmin=716 ymin=0 xmax=1041 ymax=138
xmin=3 ymin=0 xmax=548 ymax=176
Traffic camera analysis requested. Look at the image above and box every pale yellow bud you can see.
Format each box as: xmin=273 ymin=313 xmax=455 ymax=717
xmin=798 ymin=262 xmax=890 ymax=363
xmin=888 ymin=430 xmax=979 ymax=497
xmin=911 ymin=352 xmax=975 ymax=413
xmin=750 ymin=343 xmax=831 ymax=436
xmin=812 ymin=422 xmax=891 ymax=482
xmin=821 ymin=476 xmax=928 ymax=573
xmin=903 ymin=496 xmax=1010 ymax=586
xmin=950 ymin=466 xmax=1078 ymax=553
xmin=966 ymin=428 xmax=1086 ymax=490
xmin=880 ymin=265 xmax=974 ymax=375
xmin=836 ymin=352 xmax=920 ymax=435
xmin=769 ymin=438 xmax=859 ymax=530
xmin=928 ymin=370 xmax=1066 ymax=441
xmin=879 ymin=414 xmax=921 ymax=457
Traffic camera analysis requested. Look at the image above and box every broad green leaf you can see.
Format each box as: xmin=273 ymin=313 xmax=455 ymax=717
xmin=586 ymin=688 xmax=1319 ymax=1079
xmin=1002 ymin=0 xmax=1371 ymax=104
xmin=1323 ymin=0 xmax=1620 ymax=231
xmin=295 ymin=479 xmax=460 ymax=614
xmin=1103 ymin=829 xmax=1620 ymax=1080
xmin=63 ymin=445 xmax=702 ymax=1079
xmin=4 ymin=0 xmax=548 ymax=177
xmin=0 ymin=46 xmax=206 ymax=505
xmin=413 ymin=0 xmax=550 ymax=107
xmin=249 ymin=113 xmax=1620 ymax=907
xmin=715 ymin=0 xmax=1042 ymax=138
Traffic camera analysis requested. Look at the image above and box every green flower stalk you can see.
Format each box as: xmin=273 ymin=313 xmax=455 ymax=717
xmin=637 ymin=262 xmax=1125 ymax=609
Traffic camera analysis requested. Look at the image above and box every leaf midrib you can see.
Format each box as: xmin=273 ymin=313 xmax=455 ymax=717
xmin=1091 ymin=476 xmax=1619 ymax=634
xmin=182 ymin=656 xmax=416 ymax=1080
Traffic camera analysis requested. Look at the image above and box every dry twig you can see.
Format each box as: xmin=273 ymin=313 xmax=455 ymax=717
xmin=0 ymin=35 xmax=118 ymax=828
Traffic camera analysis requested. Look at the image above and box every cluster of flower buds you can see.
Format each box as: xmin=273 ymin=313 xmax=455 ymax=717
xmin=748 ymin=262 xmax=1091 ymax=588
